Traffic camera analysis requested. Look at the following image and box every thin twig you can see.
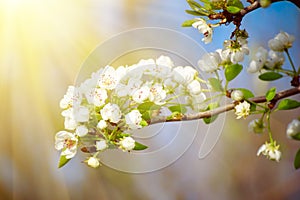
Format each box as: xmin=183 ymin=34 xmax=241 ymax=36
xmin=149 ymin=86 xmax=300 ymax=125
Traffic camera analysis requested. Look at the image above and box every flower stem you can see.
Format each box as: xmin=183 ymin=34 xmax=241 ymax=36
xmin=284 ymin=49 xmax=297 ymax=75
xmin=266 ymin=112 xmax=273 ymax=143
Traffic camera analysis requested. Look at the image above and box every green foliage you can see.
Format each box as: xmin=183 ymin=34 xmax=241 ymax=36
xmin=182 ymin=19 xmax=198 ymax=27
xmin=226 ymin=6 xmax=241 ymax=14
xmin=208 ymin=77 xmax=224 ymax=92
xmin=277 ymin=99 xmax=300 ymax=110
xmin=225 ymin=64 xmax=243 ymax=82
xmin=226 ymin=0 xmax=244 ymax=13
xmin=233 ymin=88 xmax=254 ymax=99
xmin=259 ymin=72 xmax=283 ymax=81
xmin=266 ymin=87 xmax=277 ymax=101
xmin=203 ymin=102 xmax=219 ymax=124
xmin=58 ymin=155 xmax=70 ymax=168
xmin=133 ymin=142 xmax=148 ymax=150
xmin=226 ymin=0 xmax=244 ymax=9
xmin=294 ymin=148 xmax=300 ymax=169
xmin=186 ymin=0 xmax=210 ymax=16
xmin=168 ymin=105 xmax=187 ymax=114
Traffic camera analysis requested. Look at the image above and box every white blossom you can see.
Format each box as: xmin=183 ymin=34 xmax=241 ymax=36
xmin=132 ymin=85 xmax=150 ymax=103
xmin=192 ymin=18 xmax=213 ymax=44
xmin=97 ymin=120 xmax=107 ymax=130
xmin=186 ymin=92 xmax=207 ymax=111
xmin=286 ymin=119 xmax=300 ymax=140
xmin=268 ymin=31 xmax=295 ymax=52
xmin=125 ymin=110 xmax=142 ymax=129
xmin=198 ymin=51 xmax=222 ymax=73
xmin=93 ymin=88 xmax=108 ymax=106
xmin=156 ymin=55 xmax=174 ymax=68
xmin=149 ymin=84 xmax=167 ymax=104
xmin=234 ymin=101 xmax=250 ymax=119
xmin=257 ymin=141 xmax=281 ymax=162
xmin=55 ymin=131 xmax=78 ymax=159
xmin=187 ymin=80 xmax=201 ymax=95
xmin=222 ymin=38 xmax=249 ymax=63
xmin=100 ymin=103 xmax=122 ymax=123
xmin=87 ymin=157 xmax=100 ymax=168
xmin=119 ymin=136 xmax=136 ymax=151
xmin=75 ymin=125 xmax=88 ymax=137
xmin=173 ymin=66 xmax=198 ymax=84
xmin=96 ymin=140 xmax=108 ymax=151
xmin=231 ymin=90 xmax=244 ymax=101
xmin=265 ymin=50 xmax=285 ymax=69
xmin=59 ymin=86 xmax=82 ymax=109
xmin=247 ymin=47 xmax=268 ymax=73
xmin=98 ymin=66 xmax=120 ymax=90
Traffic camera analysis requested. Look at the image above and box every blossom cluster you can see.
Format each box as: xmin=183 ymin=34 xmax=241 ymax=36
xmin=247 ymin=31 xmax=294 ymax=73
xmin=197 ymin=37 xmax=249 ymax=73
xmin=55 ymin=55 xmax=208 ymax=168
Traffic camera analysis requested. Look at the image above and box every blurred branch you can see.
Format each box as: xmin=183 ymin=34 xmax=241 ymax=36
xmin=150 ymin=86 xmax=300 ymax=125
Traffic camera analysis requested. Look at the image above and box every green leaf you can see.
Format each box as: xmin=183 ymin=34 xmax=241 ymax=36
xmin=187 ymin=0 xmax=203 ymax=10
xmin=168 ymin=105 xmax=187 ymax=114
xmin=226 ymin=6 xmax=241 ymax=14
xmin=208 ymin=78 xmax=223 ymax=92
xmin=294 ymin=148 xmax=300 ymax=169
xmin=266 ymin=87 xmax=276 ymax=102
xmin=133 ymin=142 xmax=148 ymax=151
xmin=258 ymin=72 xmax=283 ymax=81
xmin=140 ymin=119 xmax=148 ymax=127
xmin=277 ymin=99 xmax=300 ymax=110
xmin=203 ymin=102 xmax=219 ymax=124
xmin=182 ymin=18 xmax=198 ymax=27
xmin=137 ymin=102 xmax=160 ymax=112
xmin=225 ymin=64 xmax=243 ymax=82
xmin=58 ymin=155 xmax=70 ymax=168
xmin=227 ymin=0 xmax=244 ymax=9
xmin=186 ymin=0 xmax=210 ymax=16
xmin=185 ymin=10 xmax=206 ymax=16
xmin=233 ymin=88 xmax=254 ymax=99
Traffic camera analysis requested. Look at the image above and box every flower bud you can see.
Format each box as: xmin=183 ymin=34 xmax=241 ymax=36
xmin=259 ymin=0 xmax=271 ymax=8
xmin=286 ymin=119 xmax=300 ymax=140
xmin=231 ymin=90 xmax=244 ymax=101
xmin=87 ymin=157 xmax=100 ymax=168
xmin=248 ymin=119 xmax=265 ymax=134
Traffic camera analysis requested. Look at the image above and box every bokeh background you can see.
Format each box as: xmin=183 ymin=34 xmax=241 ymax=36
xmin=1 ymin=0 xmax=300 ymax=199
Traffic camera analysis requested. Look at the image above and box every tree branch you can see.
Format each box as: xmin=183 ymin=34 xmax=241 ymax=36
xmin=149 ymin=86 xmax=300 ymax=125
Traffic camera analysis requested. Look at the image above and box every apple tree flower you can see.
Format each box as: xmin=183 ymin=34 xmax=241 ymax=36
xmin=198 ymin=51 xmax=222 ymax=73
xmin=55 ymin=131 xmax=78 ymax=159
xmin=59 ymin=86 xmax=82 ymax=109
xmin=75 ymin=125 xmax=88 ymax=137
xmin=247 ymin=47 xmax=268 ymax=73
xmin=234 ymin=101 xmax=251 ymax=119
xmin=231 ymin=90 xmax=244 ymax=101
xmin=100 ymin=103 xmax=122 ymax=123
xmin=98 ymin=66 xmax=121 ymax=90
xmin=268 ymin=31 xmax=295 ymax=52
xmin=257 ymin=141 xmax=281 ymax=162
xmin=125 ymin=110 xmax=143 ymax=130
xmin=96 ymin=140 xmax=108 ymax=151
xmin=222 ymin=38 xmax=249 ymax=63
xmin=87 ymin=157 xmax=100 ymax=168
xmin=173 ymin=66 xmax=198 ymax=84
xmin=192 ymin=18 xmax=213 ymax=44
xmin=265 ymin=50 xmax=285 ymax=69
xmin=97 ymin=120 xmax=107 ymax=130
xmin=286 ymin=119 xmax=300 ymax=140
xmin=119 ymin=136 xmax=136 ymax=151
xmin=93 ymin=88 xmax=108 ymax=107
